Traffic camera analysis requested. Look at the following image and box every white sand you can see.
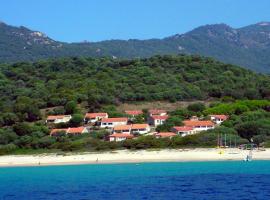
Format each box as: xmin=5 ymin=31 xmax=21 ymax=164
xmin=0 ymin=148 xmax=270 ymax=167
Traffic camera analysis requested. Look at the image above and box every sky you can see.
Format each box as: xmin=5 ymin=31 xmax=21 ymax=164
xmin=1 ymin=0 xmax=270 ymax=42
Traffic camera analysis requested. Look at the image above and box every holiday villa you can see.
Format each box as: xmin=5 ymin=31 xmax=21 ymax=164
xmin=210 ymin=114 xmax=228 ymax=124
xmin=84 ymin=112 xmax=108 ymax=123
xmin=46 ymin=115 xmax=72 ymax=124
xmin=100 ymin=117 xmax=128 ymax=128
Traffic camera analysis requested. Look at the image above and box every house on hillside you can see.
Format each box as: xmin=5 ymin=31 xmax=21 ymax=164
xmin=148 ymin=109 xmax=167 ymax=116
xmin=148 ymin=115 xmax=168 ymax=127
xmin=125 ymin=110 xmax=143 ymax=120
xmin=182 ymin=119 xmax=215 ymax=133
xmin=50 ymin=127 xmax=89 ymax=136
xmin=210 ymin=114 xmax=228 ymax=125
xmin=155 ymin=132 xmax=177 ymax=138
xmin=46 ymin=115 xmax=72 ymax=124
xmin=84 ymin=112 xmax=108 ymax=123
xmin=100 ymin=117 xmax=128 ymax=128
xmin=112 ymin=125 xmax=132 ymax=134
xmin=67 ymin=127 xmax=89 ymax=135
xmin=171 ymin=126 xmax=195 ymax=137
xmin=131 ymin=124 xmax=150 ymax=134
xmin=112 ymin=124 xmax=150 ymax=135
xmin=109 ymin=133 xmax=134 ymax=142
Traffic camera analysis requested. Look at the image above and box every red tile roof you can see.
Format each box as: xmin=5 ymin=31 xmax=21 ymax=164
xmin=109 ymin=134 xmax=134 ymax=139
xmin=183 ymin=120 xmax=214 ymax=127
xmin=125 ymin=110 xmax=143 ymax=115
xmin=47 ymin=115 xmax=70 ymax=120
xmin=149 ymin=109 xmax=167 ymax=115
xmin=101 ymin=117 xmax=128 ymax=123
xmin=155 ymin=132 xmax=177 ymax=138
xmin=151 ymin=115 xmax=169 ymax=120
xmin=113 ymin=125 xmax=132 ymax=131
xmin=210 ymin=115 xmax=228 ymax=120
xmin=67 ymin=127 xmax=87 ymax=134
xmin=131 ymin=124 xmax=149 ymax=129
xmin=173 ymin=126 xmax=193 ymax=132
xmin=84 ymin=112 xmax=108 ymax=118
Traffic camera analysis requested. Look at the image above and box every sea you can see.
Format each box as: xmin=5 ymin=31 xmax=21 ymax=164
xmin=0 ymin=161 xmax=270 ymax=200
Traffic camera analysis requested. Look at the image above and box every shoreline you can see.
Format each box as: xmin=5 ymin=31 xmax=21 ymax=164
xmin=1 ymin=148 xmax=270 ymax=167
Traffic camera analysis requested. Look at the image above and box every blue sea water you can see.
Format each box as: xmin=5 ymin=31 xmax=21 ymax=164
xmin=1 ymin=161 xmax=270 ymax=200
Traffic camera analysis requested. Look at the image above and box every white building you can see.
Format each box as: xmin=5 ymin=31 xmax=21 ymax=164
xmin=171 ymin=126 xmax=195 ymax=137
xmin=112 ymin=124 xmax=150 ymax=135
xmin=148 ymin=109 xmax=167 ymax=116
xmin=210 ymin=115 xmax=228 ymax=125
xmin=109 ymin=134 xmax=134 ymax=142
xmin=100 ymin=117 xmax=128 ymax=128
xmin=84 ymin=112 xmax=108 ymax=123
xmin=148 ymin=115 xmax=168 ymax=127
xmin=183 ymin=120 xmax=215 ymax=133
xmin=46 ymin=115 xmax=72 ymax=124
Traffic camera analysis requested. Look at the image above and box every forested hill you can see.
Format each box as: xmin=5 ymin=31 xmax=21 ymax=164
xmin=1 ymin=21 xmax=270 ymax=73
xmin=0 ymin=55 xmax=270 ymax=124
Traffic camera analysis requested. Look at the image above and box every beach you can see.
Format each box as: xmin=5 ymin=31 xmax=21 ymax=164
xmin=0 ymin=148 xmax=269 ymax=167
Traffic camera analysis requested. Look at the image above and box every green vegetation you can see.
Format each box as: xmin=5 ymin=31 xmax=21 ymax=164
xmin=0 ymin=54 xmax=269 ymax=154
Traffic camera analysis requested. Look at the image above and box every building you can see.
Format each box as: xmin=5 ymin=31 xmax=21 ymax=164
xmin=171 ymin=126 xmax=195 ymax=137
xmin=210 ymin=115 xmax=228 ymax=125
xmin=183 ymin=120 xmax=215 ymax=132
xmin=112 ymin=125 xmax=132 ymax=134
xmin=67 ymin=127 xmax=89 ymax=135
xmin=112 ymin=124 xmax=150 ymax=135
xmin=50 ymin=128 xmax=68 ymax=136
xmin=155 ymin=132 xmax=177 ymax=138
xmin=125 ymin=110 xmax=143 ymax=118
xmin=109 ymin=133 xmax=134 ymax=142
xmin=84 ymin=112 xmax=108 ymax=123
xmin=148 ymin=115 xmax=168 ymax=127
xmin=131 ymin=124 xmax=150 ymax=134
xmin=46 ymin=115 xmax=72 ymax=124
xmin=50 ymin=127 xmax=88 ymax=136
xmin=100 ymin=117 xmax=128 ymax=128
xmin=148 ymin=109 xmax=167 ymax=116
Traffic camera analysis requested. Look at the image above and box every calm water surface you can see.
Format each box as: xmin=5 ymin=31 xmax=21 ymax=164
xmin=1 ymin=161 xmax=270 ymax=200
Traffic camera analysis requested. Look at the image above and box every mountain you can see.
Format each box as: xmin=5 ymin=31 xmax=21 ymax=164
xmin=0 ymin=21 xmax=270 ymax=73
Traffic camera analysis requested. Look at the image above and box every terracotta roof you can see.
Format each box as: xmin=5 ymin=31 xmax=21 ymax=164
xmin=109 ymin=134 xmax=134 ymax=139
xmin=67 ymin=127 xmax=86 ymax=134
xmin=151 ymin=115 xmax=169 ymax=120
xmin=125 ymin=110 xmax=143 ymax=115
xmin=173 ymin=126 xmax=193 ymax=132
xmin=50 ymin=128 xmax=68 ymax=135
xmin=183 ymin=120 xmax=214 ymax=127
xmin=101 ymin=117 xmax=128 ymax=123
xmin=47 ymin=115 xmax=71 ymax=120
xmin=210 ymin=115 xmax=228 ymax=120
xmin=155 ymin=132 xmax=177 ymax=138
xmin=113 ymin=125 xmax=132 ymax=131
xmin=131 ymin=124 xmax=149 ymax=129
xmin=149 ymin=109 xmax=167 ymax=115
xmin=84 ymin=112 xmax=108 ymax=118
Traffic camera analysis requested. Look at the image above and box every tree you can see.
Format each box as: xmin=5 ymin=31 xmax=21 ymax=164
xmin=236 ymin=120 xmax=270 ymax=142
xmin=187 ymin=103 xmax=205 ymax=113
xmin=65 ymin=101 xmax=77 ymax=114
xmin=13 ymin=122 xmax=32 ymax=136
xmin=69 ymin=114 xmax=83 ymax=127
xmin=2 ymin=113 xmax=19 ymax=126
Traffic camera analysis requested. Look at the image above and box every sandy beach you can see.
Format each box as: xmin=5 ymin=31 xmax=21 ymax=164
xmin=0 ymin=148 xmax=269 ymax=167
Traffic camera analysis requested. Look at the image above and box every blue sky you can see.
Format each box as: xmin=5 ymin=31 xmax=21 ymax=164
xmin=1 ymin=0 xmax=270 ymax=42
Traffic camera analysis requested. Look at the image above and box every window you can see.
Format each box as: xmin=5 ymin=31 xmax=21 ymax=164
xmin=108 ymin=123 xmax=113 ymax=125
